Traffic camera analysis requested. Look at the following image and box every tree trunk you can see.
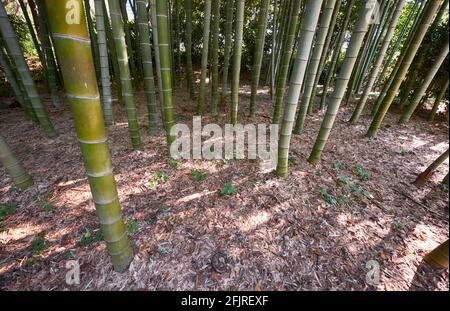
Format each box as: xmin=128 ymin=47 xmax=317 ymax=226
xmin=413 ymin=149 xmax=449 ymax=187
xmin=195 ymin=0 xmax=212 ymax=115
xmin=271 ymin=0 xmax=302 ymax=125
xmin=230 ymin=0 xmax=245 ymax=125
xmin=295 ymin=0 xmax=337 ymax=133
xmin=45 ymin=0 xmax=133 ymax=272
xmin=309 ymin=0 xmax=377 ymax=163
xmin=210 ymin=0 xmax=221 ymax=116
xmin=94 ymin=0 xmax=114 ymax=126
xmin=0 ymin=2 xmax=56 ymax=138
xmin=276 ymin=0 xmax=323 ymax=177
xmin=108 ymin=0 xmax=143 ymax=150
xmin=249 ymin=0 xmax=270 ymax=117
xmin=350 ymin=0 xmax=406 ymax=124
xmin=367 ymin=0 xmax=443 ymax=138
xmin=400 ymin=39 xmax=449 ymax=124
xmin=136 ymin=0 xmax=158 ymax=135
xmin=0 ymin=133 xmax=33 ymax=190
xmin=156 ymin=0 xmax=176 ymax=146
xmin=424 ymin=240 xmax=449 ymax=269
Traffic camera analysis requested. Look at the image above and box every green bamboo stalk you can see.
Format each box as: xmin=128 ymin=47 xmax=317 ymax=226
xmin=156 ymin=0 xmax=176 ymax=146
xmin=0 ymin=40 xmax=37 ymax=121
xmin=0 ymin=44 xmax=26 ymax=109
xmin=230 ymin=0 xmax=245 ymax=125
xmin=103 ymin=1 xmax=123 ymax=104
xmin=45 ymin=0 xmax=133 ymax=272
xmin=120 ymin=0 xmax=136 ymax=78
xmin=36 ymin=0 xmax=62 ymax=107
xmin=413 ymin=148 xmax=449 ymax=187
xmin=367 ymin=0 xmax=443 ymax=138
xmin=295 ymin=0 xmax=337 ymax=131
xmin=0 ymin=2 xmax=56 ymax=138
xmin=108 ymin=0 xmax=143 ymax=150
xmin=136 ymin=0 xmax=158 ymax=135
xmin=269 ymin=0 xmax=278 ymax=100
xmin=94 ymin=0 xmax=114 ymax=126
xmin=309 ymin=0 xmax=377 ymax=163
xmin=319 ymin=0 xmax=356 ymax=110
xmin=376 ymin=0 xmax=421 ymax=88
xmin=355 ymin=0 xmax=392 ymax=94
xmin=397 ymin=50 xmax=425 ymax=112
xmin=168 ymin=0 xmax=175 ymax=88
xmin=308 ymin=0 xmax=342 ymax=113
xmin=0 ymin=133 xmax=33 ymax=190
xmin=249 ymin=0 xmax=270 ymax=117
xmin=174 ymin=0 xmax=182 ymax=85
xmin=18 ymin=0 xmax=45 ymax=68
xmin=271 ymin=0 xmax=301 ymax=125
xmin=195 ymin=0 xmax=212 ymax=115
xmin=221 ymin=0 xmax=234 ymax=102
xmin=185 ymin=0 xmax=195 ymax=99
xmin=429 ymin=79 xmax=449 ymax=121
xmin=84 ymin=0 xmax=101 ymax=82
xmin=350 ymin=0 xmax=406 ymax=124
xmin=399 ymin=40 xmax=449 ymax=124
xmin=210 ymin=0 xmax=221 ymax=116
xmin=150 ymin=0 xmax=165 ymax=126
xmin=276 ymin=0 xmax=323 ymax=177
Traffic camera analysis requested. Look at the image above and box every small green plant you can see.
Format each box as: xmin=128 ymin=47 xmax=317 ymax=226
xmin=289 ymin=155 xmax=300 ymax=165
xmin=77 ymin=229 xmax=102 ymax=247
xmin=220 ymin=182 xmax=237 ymax=196
xmin=159 ymin=204 xmax=169 ymax=212
xmin=31 ymin=235 xmax=48 ymax=255
xmin=400 ymin=148 xmax=408 ymax=156
xmin=192 ymin=169 xmax=208 ymax=181
xmin=332 ymin=160 xmax=346 ymax=171
xmin=167 ymin=158 xmax=179 ymax=168
xmin=354 ymin=164 xmax=369 ymax=181
xmin=391 ymin=220 xmax=407 ymax=231
xmin=319 ymin=188 xmax=338 ymax=206
xmin=127 ymin=216 xmax=139 ymax=233
xmin=154 ymin=171 xmax=169 ymax=183
xmin=146 ymin=181 xmax=158 ymax=189
xmin=33 ymin=192 xmax=54 ymax=212
xmin=0 ymin=202 xmax=18 ymax=221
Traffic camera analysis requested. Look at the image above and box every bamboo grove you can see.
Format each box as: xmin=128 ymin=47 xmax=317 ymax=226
xmin=0 ymin=0 xmax=448 ymax=271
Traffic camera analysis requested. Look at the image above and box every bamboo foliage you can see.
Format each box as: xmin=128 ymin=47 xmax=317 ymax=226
xmin=249 ymin=0 xmax=270 ymax=117
xmin=271 ymin=0 xmax=302 ymax=125
xmin=94 ymin=0 xmax=114 ymax=126
xmin=400 ymin=40 xmax=449 ymax=124
xmin=367 ymin=0 xmax=443 ymax=138
xmin=350 ymin=0 xmax=406 ymax=124
xmin=230 ymin=0 xmax=245 ymax=125
xmin=0 ymin=133 xmax=33 ymax=190
xmin=156 ymin=0 xmax=176 ymax=146
xmin=295 ymin=0 xmax=337 ymax=133
xmin=108 ymin=0 xmax=143 ymax=150
xmin=136 ymin=0 xmax=158 ymax=135
xmin=45 ymin=0 xmax=133 ymax=272
xmin=0 ymin=2 xmax=56 ymax=138
xmin=276 ymin=0 xmax=323 ymax=177
xmin=309 ymin=0 xmax=377 ymax=163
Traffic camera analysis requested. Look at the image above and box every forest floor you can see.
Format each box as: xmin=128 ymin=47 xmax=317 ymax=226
xmin=0 ymin=82 xmax=448 ymax=291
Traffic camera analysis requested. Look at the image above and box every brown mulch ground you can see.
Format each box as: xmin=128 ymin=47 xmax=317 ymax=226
xmin=0 ymin=83 xmax=448 ymax=291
